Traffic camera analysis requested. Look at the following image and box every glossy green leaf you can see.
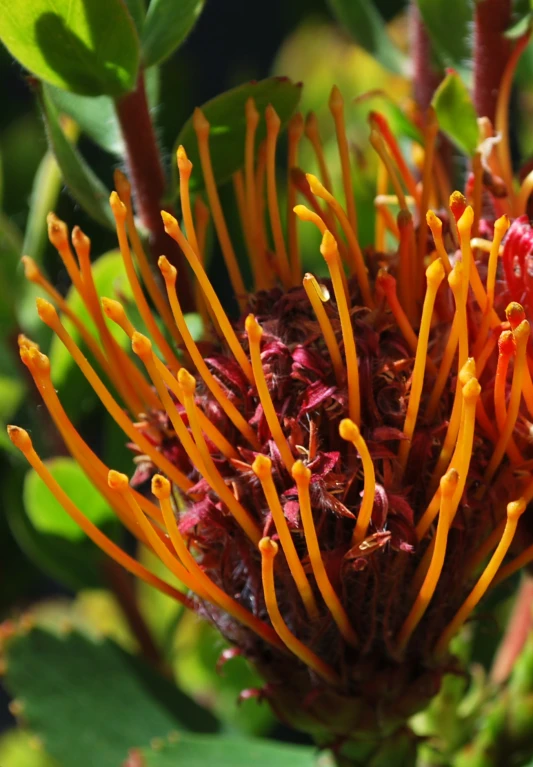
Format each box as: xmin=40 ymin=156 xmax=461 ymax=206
xmin=40 ymin=85 xmax=114 ymax=228
xmin=0 ymin=730 xmax=59 ymax=767
xmin=417 ymin=0 xmax=472 ymax=71
xmin=431 ymin=71 xmax=478 ymax=156
xmin=326 ymin=0 xmax=406 ymax=74
xmin=124 ymin=0 xmax=147 ymax=34
xmin=45 ymin=66 xmax=159 ymax=156
xmin=130 ymin=734 xmax=328 ymax=767
xmin=143 ymin=0 xmax=205 ymax=67
xmin=3 ymin=628 xmax=220 ymax=767
xmin=0 ymin=0 xmax=140 ymax=96
xmin=175 ymin=77 xmax=302 ymax=192
xmin=23 ymin=458 xmax=115 ymax=540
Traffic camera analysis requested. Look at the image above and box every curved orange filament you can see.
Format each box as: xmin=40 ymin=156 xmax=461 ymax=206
xmin=71 ymin=226 xmax=159 ymax=414
xmin=177 ymin=368 xmax=261 ymax=544
xmin=245 ymin=314 xmax=294 ymax=472
xmin=292 ymin=460 xmax=358 ymax=646
xmin=110 ymin=193 xmax=181 ymax=373
xmin=369 ymin=112 xmax=419 ymax=203
xmin=491 ymin=477 xmax=533 ymax=585
xmin=397 ymin=209 xmax=417 ymax=324
xmin=329 ymin=86 xmax=358 ymax=237
xmin=377 ymin=270 xmax=422 ymax=358
xmin=101 ymin=297 xmax=235 ymax=459
xmin=287 ymin=112 xmax=304 ymax=283
xmin=471 ymin=152 xmax=483 ymax=236
xmin=252 ymin=455 xmax=318 ymax=619
xmin=7 ymin=426 xmax=188 ymax=606
xmin=425 ymin=318 xmax=458 ymax=420
xmin=113 ymin=169 xmax=182 ymax=348
xmin=426 ymin=211 xmax=452 ymax=274
xmin=321 ymin=231 xmax=361 ymax=425
xmin=484 ymin=320 xmax=529 ymax=484
xmin=162 ymin=210 xmax=254 ymax=384
xmin=398 ymin=258 xmax=445 ymax=470
xmin=303 ymin=274 xmax=344 ymax=385
xmin=306 ymin=173 xmax=373 ymax=308
xmin=434 ymin=498 xmax=526 ymax=658
xmin=264 ymin=105 xmax=293 ymax=289
xmin=305 ymin=111 xmax=333 ymax=192
xmin=375 ymin=158 xmax=389 ymax=253
xmin=192 ymin=108 xmax=247 ymax=307
xmin=152 ymin=475 xmax=284 ymax=650
xmin=339 ymin=419 xmax=376 ymax=545
xmin=158 ymin=256 xmax=260 ymax=449
xmin=36 ymin=298 xmax=192 ymax=493
xmin=47 ymin=213 xmax=85 ymax=296
xmin=398 ymin=469 xmax=459 ymax=651
xmin=457 ymin=205 xmax=499 ymax=328
xmin=192 ymin=195 xmax=213 ymax=331
xmin=494 ymin=332 xmax=523 ymax=464
xmin=259 ymin=538 xmax=340 ymax=684
xmin=369 ymin=129 xmax=407 ymax=212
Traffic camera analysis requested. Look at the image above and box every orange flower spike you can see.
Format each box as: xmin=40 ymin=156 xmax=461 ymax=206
xmin=292 ymin=460 xmax=358 ymax=646
xmin=46 ymin=213 xmax=84 ymax=295
xmin=252 ymin=455 xmax=319 ymax=620
xmin=176 ymin=145 xmax=201 ymax=255
xmin=434 ymin=498 xmax=526 ymax=658
xmin=259 ymin=538 xmax=340 ymax=684
xmin=7 ymin=426 xmax=188 ymax=606
xmin=398 ymin=258 xmax=445 ymax=471
xmin=305 ymin=111 xmax=333 ymax=192
xmin=109 ymin=192 xmax=181 ymax=374
xmin=484 ymin=320 xmax=530 ymax=485
xmin=161 ymin=210 xmax=254 ymax=384
xmin=287 ymin=112 xmax=304 ymax=283
xmin=329 ymin=86 xmax=358 ymax=237
xmin=177 ymin=367 xmax=262 ymax=544
xmin=158 ymin=256 xmax=260 ymax=450
xmin=426 ymin=211 xmax=452 ymax=274
xmin=307 ymin=173 xmax=373 ymax=308
xmin=369 ymin=111 xmax=419 ymax=202
xmin=339 ymin=419 xmax=376 ymax=546
xmin=302 ymin=274 xmax=344 ymax=386
xmin=397 ymin=469 xmax=459 ymax=652
xmin=264 ymin=105 xmax=293 ymax=289
xmin=152 ymin=475 xmax=285 ymax=650
xmin=192 ymin=108 xmax=247 ymax=307
xmin=245 ymin=314 xmax=295 ymax=472
xmin=369 ymin=129 xmax=408 ymax=211
xmin=321 ymin=230 xmax=361 ymax=425
xmin=35 ymin=297 xmax=193 ymax=493
xmin=471 ymin=151 xmax=483 ymax=236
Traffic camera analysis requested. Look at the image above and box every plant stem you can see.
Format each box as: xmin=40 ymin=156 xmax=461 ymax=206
xmin=473 ymin=0 xmax=512 ymax=122
xmin=115 ymin=72 xmax=193 ymax=310
xmin=410 ymin=2 xmax=442 ymax=112
xmin=491 ymin=575 xmax=533 ymax=684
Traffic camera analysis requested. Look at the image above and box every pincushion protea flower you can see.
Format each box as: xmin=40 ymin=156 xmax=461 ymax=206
xmin=8 ymin=79 xmax=533 ymax=764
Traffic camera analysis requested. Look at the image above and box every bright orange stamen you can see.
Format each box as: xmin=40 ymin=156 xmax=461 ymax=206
xmin=152 ymin=475 xmax=284 ymax=650
xmin=398 ymin=259 xmax=445 ymax=470
xmin=7 ymin=426 xmax=188 ymax=605
xmin=517 ymin=169 xmax=533 ymax=215
xmin=434 ymin=498 xmax=526 ymax=658
xmin=484 ymin=320 xmax=530 ymax=484
xmin=305 ymin=111 xmax=333 ymax=192
xmin=302 ymin=273 xmax=344 ymax=385
xmin=192 ymin=195 xmax=213 ymax=331
xmin=158 ymin=256 xmax=260 ymax=449
xmin=329 ymin=86 xmax=358 ymax=237
xmin=259 ymin=537 xmax=340 ymax=684
xmin=192 ymin=108 xmax=247 ymax=306
xmin=287 ymin=112 xmax=304 ymax=283
xmin=252 ymin=455 xmax=318 ymax=619
xmin=245 ymin=314 xmax=294 ymax=472
xmin=264 ymin=105 xmax=293 ymax=289
xmin=36 ymin=298 xmax=192 ymax=493
xmin=494 ymin=331 xmax=523 ymax=464
xmin=47 ymin=213 xmax=85 ymax=295
xmin=397 ymin=209 xmax=417 ymax=324
xmin=471 ymin=152 xmax=483 ymax=236
xmin=177 ymin=368 xmax=261 ymax=544
xmin=426 ymin=211 xmax=451 ymax=273
xmin=425 ymin=317 xmax=458 ymax=421
xmin=369 ymin=112 xmax=419 ymax=203
xmin=369 ymin=129 xmax=408 ymax=212
xmin=397 ymin=469 xmax=459 ymax=651
xmin=110 ymin=192 xmax=181 ymax=373
xmin=307 ymin=173 xmax=373 ymax=308
xmin=457 ymin=205 xmax=499 ymax=327
xmin=162 ymin=210 xmax=254 ymax=384
xmin=292 ymin=460 xmax=358 ymax=646
xmin=339 ymin=419 xmax=376 ymax=545
xmin=321 ymin=231 xmax=361 ymax=425
xmin=375 ymin=158 xmax=388 ymax=253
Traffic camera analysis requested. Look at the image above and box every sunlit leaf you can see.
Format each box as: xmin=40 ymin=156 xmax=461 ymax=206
xmin=417 ymin=0 xmax=472 ymax=72
xmin=143 ymin=0 xmax=205 ymax=67
xmin=431 ymin=71 xmax=478 ymax=156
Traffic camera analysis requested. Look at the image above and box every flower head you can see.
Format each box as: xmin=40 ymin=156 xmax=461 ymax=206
xmin=9 ymin=82 xmax=533 ymax=752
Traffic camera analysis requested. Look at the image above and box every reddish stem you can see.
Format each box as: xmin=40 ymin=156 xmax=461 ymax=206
xmin=116 ymin=73 xmax=193 ymax=311
xmin=474 ymin=0 xmax=512 ymax=122
xmin=410 ymin=3 xmax=442 ymax=112
xmin=491 ymin=575 xmax=533 ymax=684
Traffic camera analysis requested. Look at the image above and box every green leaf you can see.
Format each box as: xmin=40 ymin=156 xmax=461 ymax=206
xmin=3 ymin=628 xmax=220 ymax=767
xmin=326 ymin=0 xmax=406 ymax=75
xmin=431 ymin=71 xmax=478 ymax=156
xmin=23 ymin=458 xmax=115 ymax=541
xmin=175 ymin=77 xmax=302 ymax=192
xmin=143 ymin=0 xmax=205 ymax=67
xmin=39 ymin=85 xmax=115 ymax=228
xmin=0 ymin=0 xmax=140 ymax=97
xmin=124 ymin=0 xmax=147 ymax=35
xmin=129 ymin=734 xmax=327 ymax=767
xmin=0 ymin=730 xmax=59 ymax=767
xmin=22 ymin=146 xmax=68 ymax=262
xmin=506 ymin=11 xmax=533 ymax=39
xmin=417 ymin=0 xmax=472 ymax=71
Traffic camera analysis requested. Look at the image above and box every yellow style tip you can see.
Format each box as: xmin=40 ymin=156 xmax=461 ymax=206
xmin=158 ymin=255 xmax=177 ymax=282
xmin=426 ymin=210 xmax=441 ymax=231
xmin=245 ymin=313 xmax=263 ymax=343
xmin=328 ymin=84 xmax=343 ymax=110
xmin=462 ymin=376 xmax=481 ymax=402
xmin=306 ymin=172 xmax=325 ymax=197
xmin=459 ymin=357 xmax=476 ymax=385
xmin=426 ymin=257 xmax=445 ymax=285
xmin=131 ymin=331 xmax=152 ymax=358
xmin=291 ymin=459 xmax=311 ymax=483
xmin=47 ymin=213 xmax=68 ymax=248
xmin=457 ymin=204 xmax=474 ymax=232
xmin=160 ymin=210 xmax=179 ymax=234
xmin=108 ymin=470 xmax=129 ymax=491
xmin=320 ymin=230 xmax=338 ymax=263
xmin=507 ymin=498 xmax=527 ymax=522
xmin=101 ymin=297 xmax=125 ymax=322
xmin=495 ymin=214 xmax=510 ymax=235
xmin=151 ymin=474 xmax=172 ymax=500
xmin=109 ymin=191 xmax=127 ymax=219
xmin=176 ymin=145 xmax=192 ymax=175
xmin=7 ymin=425 xmax=32 ymax=453
xmin=252 ymin=454 xmax=272 ymax=479
xmin=259 ymin=536 xmax=278 ymax=557
xmin=506 ymin=302 xmax=525 ymax=328
xmin=339 ymin=418 xmax=360 ymax=442
xmin=21 ymin=255 xmax=39 ymax=282
xmin=192 ymin=107 xmax=209 ymax=135
xmin=177 ymin=367 xmax=196 ymax=396
xmin=36 ymin=297 xmax=58 ymax=327
xmin=440 ymin=468 xmax=459 ymax=496
xmin=513 ymin=318 xmax=530 ymax=342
